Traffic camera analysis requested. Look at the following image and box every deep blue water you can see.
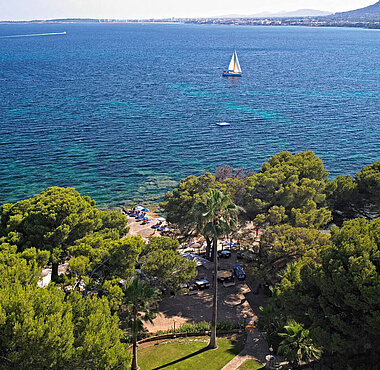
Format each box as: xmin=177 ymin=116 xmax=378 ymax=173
xmin=0 ymin=23 xmax=379 ymax=207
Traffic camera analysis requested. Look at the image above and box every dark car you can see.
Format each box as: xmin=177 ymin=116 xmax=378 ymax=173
xmin=217 ymin=270 xmax=233 ymax=282
xmin=233 ymin=265 xmax=246 ymax=281
xmin=218 ymin=250 xmax=232 ymax=258
xmin=194 ymin=279 xmax=210 ymax=290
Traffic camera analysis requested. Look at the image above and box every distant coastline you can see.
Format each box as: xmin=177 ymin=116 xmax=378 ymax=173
xmin=1 ymin=17 xmax=379 ymax=30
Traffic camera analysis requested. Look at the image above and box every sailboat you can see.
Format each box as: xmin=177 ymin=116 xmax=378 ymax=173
xmin=222 ymin=50 xmax=242 ymax=77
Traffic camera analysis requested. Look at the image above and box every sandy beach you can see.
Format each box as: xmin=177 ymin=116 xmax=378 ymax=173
xmin=123 ymin=208 xmax=164 ymax=240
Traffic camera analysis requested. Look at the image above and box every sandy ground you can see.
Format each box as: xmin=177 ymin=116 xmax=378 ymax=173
xmin=124 ymin=211 xmax=162 ymax=239
xmin=122 ymin=209 xmax=266 ymax=335
xmin=145 ymin=252 xmax=268 ymax=333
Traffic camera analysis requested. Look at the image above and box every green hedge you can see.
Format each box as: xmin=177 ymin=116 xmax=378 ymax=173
xmin=153 ymin=320 xmax=243 ymax=336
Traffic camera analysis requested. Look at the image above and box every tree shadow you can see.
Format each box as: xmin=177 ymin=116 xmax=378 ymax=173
xmin=151 ymin=346 xmax=210 ymax=369
xmin=151 ymin=338 xmax=243 ymax=369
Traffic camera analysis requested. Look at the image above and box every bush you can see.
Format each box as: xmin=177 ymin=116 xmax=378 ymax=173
xmin=151 ymin=320 xmax=242 ymax=337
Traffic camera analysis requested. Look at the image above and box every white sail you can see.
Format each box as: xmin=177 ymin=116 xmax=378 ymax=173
xmin=233 ymin=51 xmax=242 ymax=73
xmin=223 ymin=49 xmax=242 ymax=76
xmin=228 ymin=51 xmax=235 ymax=71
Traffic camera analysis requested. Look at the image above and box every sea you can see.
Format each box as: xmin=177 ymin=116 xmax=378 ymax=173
xmin=0 ymin=23 xmax=379 ymax=207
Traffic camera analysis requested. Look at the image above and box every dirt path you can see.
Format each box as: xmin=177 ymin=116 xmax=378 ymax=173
xmin=221 ymin=329 xmax=271 ymax=369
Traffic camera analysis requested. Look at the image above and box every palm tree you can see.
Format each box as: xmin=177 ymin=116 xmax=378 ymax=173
xmin=122 ymin=277 xmax=158 ymax=370
xmin=194 ymin=189 xmax=241 ymax=349
xmin=278 ymin=320 xmax=322 ymax=368
xmin=258 ymin=286 xmax=286 ymax=350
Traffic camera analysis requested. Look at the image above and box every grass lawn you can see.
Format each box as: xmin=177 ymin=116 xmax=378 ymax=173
xmin=238 ymin=359 xmax=264 ymax=370
xmin=137 ymin=336 xmax=244 ymax=370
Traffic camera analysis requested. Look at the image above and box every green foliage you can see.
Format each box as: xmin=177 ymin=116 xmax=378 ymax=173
xmin=142 ymin=236 xmax=180 ymax=255
xmin=278 ymin=320 xmax=321 ymax=367
xmin=140 ymin=236 xmax=196 ymax=293
xmin=121 ymin=277 xmax=159 ymax=370
xmin=223 ymin=177 xmax=247 ymax=206
xmin=69 ymin=255 xmax=90 ymax=276
xmin=256 ymin=225 xmax=331 ymax=284
xmin=326 ymin=161 xmax=380 ymax=224
xmin=0 ymin=268 xmax=129 ymax=369
xmin=161 ymin=172 xmax=224 ymax=237
xmin=0 ymin=187 xmax=128 ymax=280
xmin=194 ymin=189 xmax=241 ymax=242
xmin=69 ymin=235 xmax=144 ymax=301
xmin=0 ymin=188 xmax=132 ymax=369
xmin=69 ymin=293 xmax=129 ymax=369
xmin=102 ymin=279 xmax=125 ymax=311
xmin=108 ymin=236 xmax=144 ymax=280
xmin=325 ymin=174 xmax=357 ymax=223
xmin=155 ymin=320 xmax=242 ymax=335
xmin=20 ymin=247 xmax=50 ymax=267
xmin=278 ymin=218 xmax=380 ymax=367
xmin=0 ymin=243 xmax=41 ymax=288
xmin=244 ymin=151 xmax=331 ymax=228
xmin=0 ymin=284 xmax=75 ymax=369
xmin=356 ymin=162 xmax=380 ymax=212
xmin=141 ymin=248 xmax=197 ymax=293
xmin=257 ymin=287 xmax=286 ymax=350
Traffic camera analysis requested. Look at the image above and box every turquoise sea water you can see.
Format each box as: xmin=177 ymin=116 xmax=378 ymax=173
xmin=0 ymin=23 xmax=379 ymax=207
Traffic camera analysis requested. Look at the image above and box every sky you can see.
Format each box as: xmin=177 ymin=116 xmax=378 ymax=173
xmin=0 ymin=0 xmax=377 ymax=21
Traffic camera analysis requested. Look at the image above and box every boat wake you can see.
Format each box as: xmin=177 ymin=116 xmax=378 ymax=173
xmin=1 ymin=32 xmax=67 ymax=38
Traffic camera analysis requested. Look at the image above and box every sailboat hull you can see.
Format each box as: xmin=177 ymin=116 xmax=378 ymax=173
xmin=222 ymin=72 xmax=242 ymax=77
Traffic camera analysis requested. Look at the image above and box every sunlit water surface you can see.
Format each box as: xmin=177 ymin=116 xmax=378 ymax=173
xmin=0 ymin=24 xmax=379 ymax=206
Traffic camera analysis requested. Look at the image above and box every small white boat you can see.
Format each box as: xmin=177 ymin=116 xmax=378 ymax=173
xmin=223 ymin=50 xmax=242 ymax=77
xmin=216 ymin=122 xmax=230 ymax=126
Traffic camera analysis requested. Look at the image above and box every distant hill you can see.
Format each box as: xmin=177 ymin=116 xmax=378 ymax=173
xmin=331 ymin=1 xmax=380 ymax=20
xmin=214 ymin=9 xmax=332 ymax=19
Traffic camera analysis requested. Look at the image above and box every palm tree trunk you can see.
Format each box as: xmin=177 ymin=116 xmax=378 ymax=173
xmin=51 ymin=262 xmax=59 ymax=281
xmin=131 ymin=336 xmax=139 ymax=370
xmin=206 ymin=237 xmax=212 ymax=261
xmin=208 ymin=237 xmax=218 ymax=349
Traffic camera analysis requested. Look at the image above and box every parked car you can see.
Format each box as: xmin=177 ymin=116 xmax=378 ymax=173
xmin=217 ymin=270 xmax=234 ymax=282
xmin=218 ymin=250 xmax=232 ymax=258
xmin=233 ymin=265 xmax=246 ymax=281
xmin=194 ymin=279 xmax=210 ymax=290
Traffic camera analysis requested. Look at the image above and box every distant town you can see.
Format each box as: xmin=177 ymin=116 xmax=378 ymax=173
xmin=1 ymin=17 xmax=379 ymax=30
xmin=1 ymin=1 xmax=380 ymax=29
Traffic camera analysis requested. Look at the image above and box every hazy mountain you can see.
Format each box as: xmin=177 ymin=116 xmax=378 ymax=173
xmin=331 ymin=0 xmax=380 ymax=20
xmin=214 ymin=9 xmax=332 ymax=19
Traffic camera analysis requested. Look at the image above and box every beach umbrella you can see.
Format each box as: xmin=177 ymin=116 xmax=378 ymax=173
xmin=157 ymin=217 xmax=166 ymax=222
xmin=136 ymin=206 xmax=144 ymax=211
xmin=142 ymin=208 xmax=150 ymax=212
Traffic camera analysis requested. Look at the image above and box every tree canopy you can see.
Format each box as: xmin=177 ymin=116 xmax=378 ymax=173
xmin=0 ymin=245 xmax=129 ymax=369
xmin=0 ymin=187 xmax=128 ymax=280
xmin=277 ymin=217 xmax=380 ymax=368
xmin=326 ymin=161 xmax=380 ymax=224
xmin=160 ymin=173 xmax=223 ymax=237
xmin=253 ymin=225 xmax=331 ymax=284
xmin=278 ymin=320 xmax=321 ymax=367
xmin=140 ymin=237 xmax=197 ymax=294
xmin=244 ymin=151 xmax=331 ymax=228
